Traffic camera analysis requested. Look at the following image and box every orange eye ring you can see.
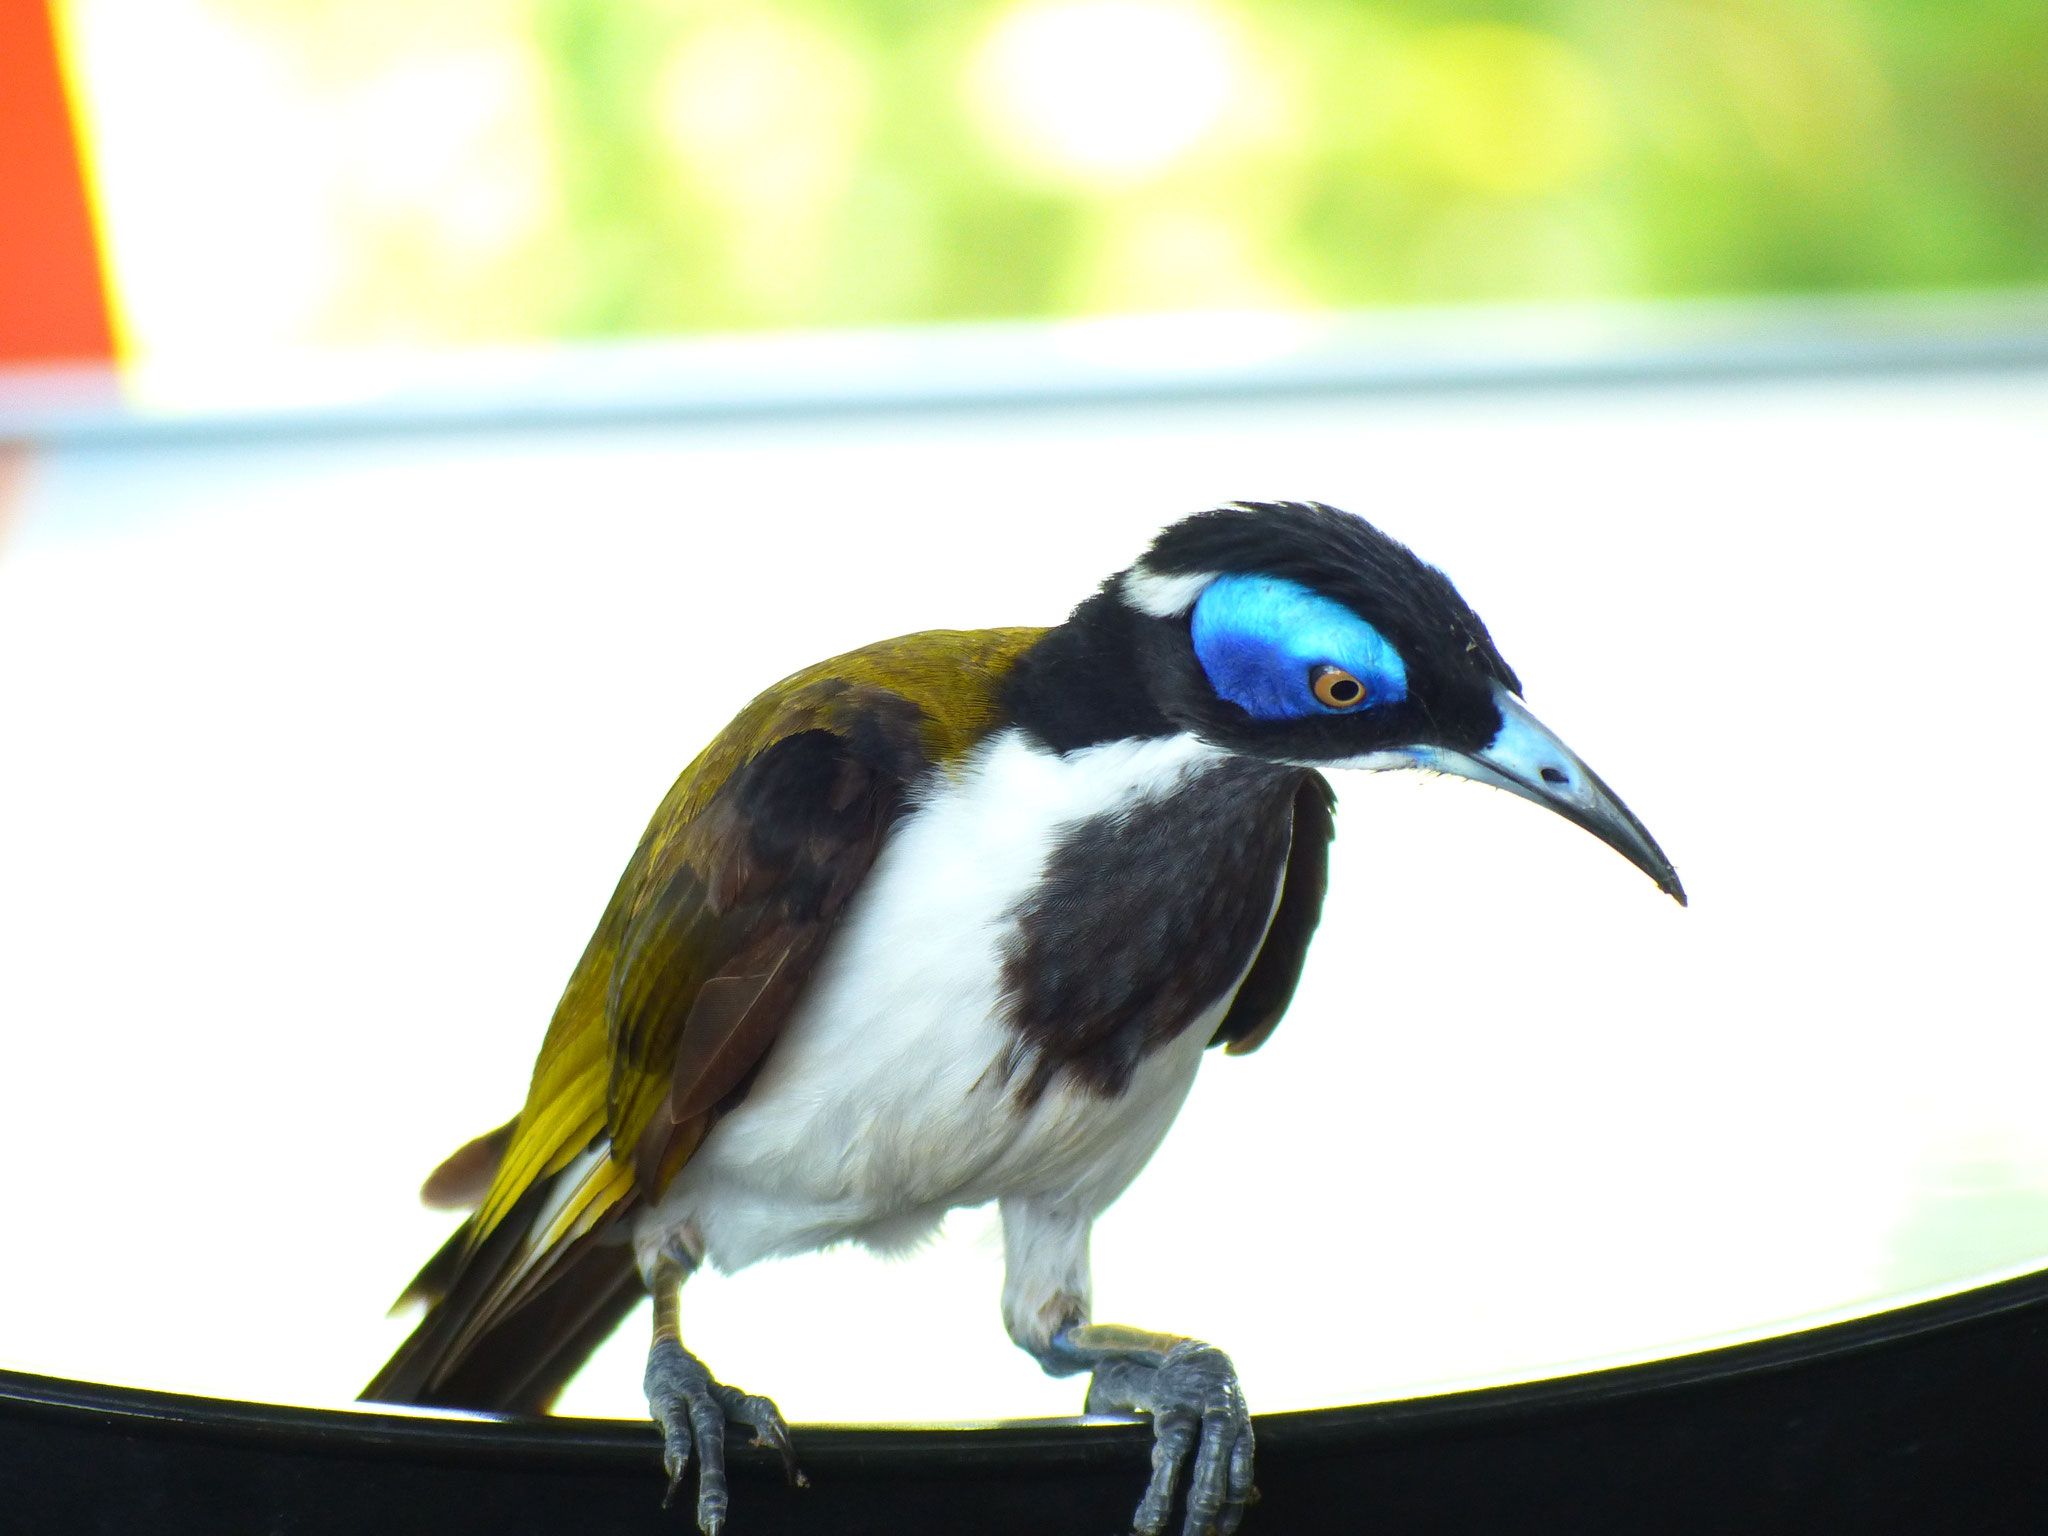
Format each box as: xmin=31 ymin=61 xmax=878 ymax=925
xmin=1311 ymin=665 xmax=1367 ymax=710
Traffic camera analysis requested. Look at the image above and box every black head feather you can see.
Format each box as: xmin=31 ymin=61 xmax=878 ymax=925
xmin=1008 ymin=501 xmax=1521 ymax=760
xmin=1141 ymin=502 xmax=1521 ymax=698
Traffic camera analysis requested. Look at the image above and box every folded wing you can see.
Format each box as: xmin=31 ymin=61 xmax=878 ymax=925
xmin=363 ymin=628 xmax=1045 ymax=1413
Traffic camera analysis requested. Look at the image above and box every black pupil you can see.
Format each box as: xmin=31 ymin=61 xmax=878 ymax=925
xmin=1327 ymin=676 xmax=1361 ymax=704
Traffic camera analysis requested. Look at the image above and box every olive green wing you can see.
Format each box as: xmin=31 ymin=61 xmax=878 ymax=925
xmin=481 ymin=626 xmax=1047 ymax=1237
xmin=366 ymin=627 xmax=1044 ymax=1412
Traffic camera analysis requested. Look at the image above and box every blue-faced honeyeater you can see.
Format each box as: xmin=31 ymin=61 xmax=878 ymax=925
xmin=365 ymin=501 xmax=1684 ymax=1536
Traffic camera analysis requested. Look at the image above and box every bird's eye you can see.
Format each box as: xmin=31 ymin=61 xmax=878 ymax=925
xmin=1310 ymin=665 xmax=1367 ymax=710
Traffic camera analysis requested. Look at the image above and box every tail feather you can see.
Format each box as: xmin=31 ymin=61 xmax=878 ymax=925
xmin=364 ymin=1145 xmax=645 ymax=1416
xmin=418 ymin=1118 xmax=517 ymax=1211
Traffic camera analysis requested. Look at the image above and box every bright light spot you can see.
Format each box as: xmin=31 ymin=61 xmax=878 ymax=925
xmin=57 ymin=0 xmax=554 ymax=361
xmin=58 ymin=0 xmax=338 ymax=360
xmin=338 ymin=50 xmax=553 ymax=260
xmin=971 ymin=0 xmax=1242 ymax=187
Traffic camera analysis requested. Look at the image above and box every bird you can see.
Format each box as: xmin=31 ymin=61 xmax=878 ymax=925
xmin=363 ymin=499 xmax=1683 ymax=1536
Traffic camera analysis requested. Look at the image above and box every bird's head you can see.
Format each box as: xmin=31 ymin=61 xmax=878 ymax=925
xmin=1115 ymin=501 xmax=1685 ymax=904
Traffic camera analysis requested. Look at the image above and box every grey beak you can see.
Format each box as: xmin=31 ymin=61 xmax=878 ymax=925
xmin=1418 ymin=684 xmax=1687 ymax=905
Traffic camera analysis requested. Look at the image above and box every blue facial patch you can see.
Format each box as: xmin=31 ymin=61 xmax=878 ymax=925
xmin=1190 ymin=574 xmax=1408 ymax=720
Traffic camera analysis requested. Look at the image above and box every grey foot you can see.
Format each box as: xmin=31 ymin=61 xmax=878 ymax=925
xmin=1087 ymin=1341 xmax=1255 ymax=1536
xmin=644 ymin=1336 xmax=802 ymax=1533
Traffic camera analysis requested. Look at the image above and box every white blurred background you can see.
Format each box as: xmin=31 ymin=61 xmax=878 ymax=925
xmin=2 ymin=340 xmax=2044 ymax=1422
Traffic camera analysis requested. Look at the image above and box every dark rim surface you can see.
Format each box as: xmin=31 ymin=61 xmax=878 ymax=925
xmin=9 ymin=1259 xmax=2048 ymax=1536
xmin=6 ymin=1257 xmax=2045 ymax=1468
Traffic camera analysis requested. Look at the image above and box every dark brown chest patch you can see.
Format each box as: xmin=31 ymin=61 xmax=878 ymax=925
xmin=998 ymin=757 xmax=1306 ymax=1101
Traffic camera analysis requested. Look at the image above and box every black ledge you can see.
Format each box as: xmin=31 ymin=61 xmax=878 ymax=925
xmin=5 ymin=1263 xmax=2048 ymax=1536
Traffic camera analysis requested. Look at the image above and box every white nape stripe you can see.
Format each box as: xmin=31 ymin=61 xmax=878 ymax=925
xmin=1300 ymin=749 xmax=1420 ymax=774
xmin=1120 ymin=565 xmax=1216 ymax=618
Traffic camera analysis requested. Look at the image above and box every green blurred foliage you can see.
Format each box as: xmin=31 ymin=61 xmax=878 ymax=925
xmin=194 ymin=0 xmax=2048 ymax=341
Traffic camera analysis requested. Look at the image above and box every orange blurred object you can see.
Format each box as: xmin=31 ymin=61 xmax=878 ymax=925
xmin=1 ymin=0 xmax=115 ymax=365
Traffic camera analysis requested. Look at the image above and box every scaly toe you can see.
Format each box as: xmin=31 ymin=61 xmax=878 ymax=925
xmin=645 ymin=1338 xmax=733 ymax=1531
xmin=1092 ymin=1342 xmax=1254 ymax=1536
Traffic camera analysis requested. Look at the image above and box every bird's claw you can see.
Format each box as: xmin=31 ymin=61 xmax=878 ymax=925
xmin=1087 ymin=1340 xmax=1255 ymax=1536
xmin=710 ymin=1379 xmax=805 ymax=1486
xmin=645 ymin=1337 xmax=801 ymax=1532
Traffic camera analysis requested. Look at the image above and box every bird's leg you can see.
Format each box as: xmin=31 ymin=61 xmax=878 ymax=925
xmin=642 ymin=1244 xmax=802 ymax=1534
xmin=1000 ymin=1198 xmax=1255 ymax=1536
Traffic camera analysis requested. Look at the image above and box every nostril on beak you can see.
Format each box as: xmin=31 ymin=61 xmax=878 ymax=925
xmin=1539 ymin=766 xmax=1569 ymax=788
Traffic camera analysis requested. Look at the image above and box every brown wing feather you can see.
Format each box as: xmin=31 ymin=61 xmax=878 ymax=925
xmin=608 ymin=715 xmax=919 ymax=1192
xmin=612 ymin=727 xmax=909 ymax=1192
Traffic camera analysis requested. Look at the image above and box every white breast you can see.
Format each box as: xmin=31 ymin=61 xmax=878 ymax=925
xmin=634 ymin=727 xmax=1265 ymax=1277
